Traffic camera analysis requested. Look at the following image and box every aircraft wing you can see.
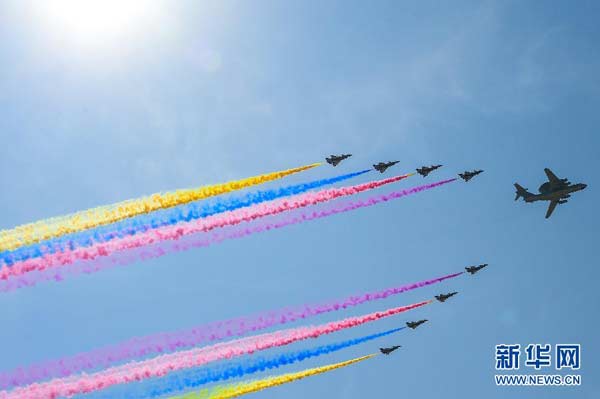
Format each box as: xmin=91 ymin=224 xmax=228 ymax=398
xmin=544 ymin=168 xmax=561 ymax=184
xmin=545 ymin=200 xmax=559 ymax=219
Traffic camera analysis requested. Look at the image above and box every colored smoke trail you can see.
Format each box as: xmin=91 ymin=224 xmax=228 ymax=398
xmin=77 ymin=177 xmax=456 ymax=277
xmin=0 ymin=272 xmax=459 ymax=387
xmin=119 ymin=327 xmax=404 ymax=399
xmin=0 ymin=178 xmax=453 ymax=292
xmin=0 ymin=163 xmax=320 ymax=253
xmin=153 ymin=178 xmax=457 ymax=258
xmin=137 ymin=178 xmax=457 ymax=268
xmin=1 ymin=173 xmax=411 ymax=280
xmin=1 ymin=301 xmax=429 ymax=399
xmin=170 ymin=354 xmax=376 ymax=399
xmin=0 ymin=169 xmax=370 ymax=267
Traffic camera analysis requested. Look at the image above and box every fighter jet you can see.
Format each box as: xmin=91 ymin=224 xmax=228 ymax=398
xmin=406 ymin=319 xmax=428 ymax=329
xmin=380 ymin=345 xmax=401 ymax=355
xmin=465 ymin=264 xmax=488 ymax=275
xmin=325 ymin=154 xmax=352 ymax=167
xmin=373 ymin=161 xmax=400 ymax=173
xmin=514 ymin=168 xmax=587 ymax=219
xmin=459 ymin=170 xmax=483 ymax=182
xmin=416 ymin=165 xmax=442 ymax=177
xmin=435 ymin=292 xmax=458 ymax=302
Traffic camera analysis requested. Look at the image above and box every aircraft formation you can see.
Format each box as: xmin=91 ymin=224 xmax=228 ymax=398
xmin=326 ymin=154 xmax=482 ymax=182
xmin=326 ymin=154 xmax=588 ymax=219
xmin=0 ymin=152 xmax=589 ymax=399
xmin=376 ymin=268 xmax=484 ymax=357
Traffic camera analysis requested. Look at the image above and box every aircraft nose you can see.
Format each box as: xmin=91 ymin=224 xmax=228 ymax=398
xmin=581 ymin=184 xmax=588 ymax=190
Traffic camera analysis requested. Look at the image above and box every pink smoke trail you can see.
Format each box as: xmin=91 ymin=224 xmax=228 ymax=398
xmin=2 ymin=301 xmax=430 ymax=399
xmin=125 ymin=178 xmax=457 ymax=261
xmin=0 ymin=178 xmax=455 ymax=293
xmin=0 ymin=174 xmax=412 ymax=280
xmin=0 ymin=269 xmax=462 ymax=387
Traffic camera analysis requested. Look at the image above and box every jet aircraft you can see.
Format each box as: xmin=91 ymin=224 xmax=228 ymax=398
xmin=416 ymin=165 xmax=442 ymax=177
xmin=406 ymin=319 xmax=428 ymax=329
xmin=465 ymin=264 xmax=488 ymax=275
xmin=514 ymin=168 xmax=587 ymax=219
xmin=435 ymin=292 xmax=458 ymax=302
xmin=380 ymin=345 xmax=401 ymax=355
xmin=459 ymin=170 xmax=483 ymax=182
xmin=325 ymin=154 xmax=352 ymax=166
xmin=373 ymin=161 xmax=400 ymax=173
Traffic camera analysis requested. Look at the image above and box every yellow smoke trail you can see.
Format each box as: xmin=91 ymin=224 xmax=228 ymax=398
xmin=0 ymin=163 xmax=320 ymax=252
xmin=173 ymin=354 xmax=377 ymax=399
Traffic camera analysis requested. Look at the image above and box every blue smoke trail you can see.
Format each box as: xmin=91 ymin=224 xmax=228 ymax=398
xmin=1 ymin=170 xmax=370 ymax=266
xmin=89 ymin=326 xmax=404 ymax=399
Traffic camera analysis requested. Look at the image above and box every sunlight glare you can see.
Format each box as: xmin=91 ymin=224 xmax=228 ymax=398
xmin=38 ymin=0 xmax=164 ymax=45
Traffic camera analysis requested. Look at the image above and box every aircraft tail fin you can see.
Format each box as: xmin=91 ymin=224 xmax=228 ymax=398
xmin=514 ymin=183 xmax=533 ymax=201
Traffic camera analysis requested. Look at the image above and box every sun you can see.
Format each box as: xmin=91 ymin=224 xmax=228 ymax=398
xmin=36 ymin=0 xmax=165 ymax=45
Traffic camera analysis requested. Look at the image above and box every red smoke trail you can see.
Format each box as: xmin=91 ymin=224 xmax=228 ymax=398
xmin=1 ymin=174 xmax=413 ymax=280
xmin=2 ymin=301 xmax=430 ymax=399
xmin=0 ymin=271 xmax=461 ymax=387
xmin=120 ymin=178 xmax=458 ymax=263
xmin=0 ymin=178 xmax=454 ymax=293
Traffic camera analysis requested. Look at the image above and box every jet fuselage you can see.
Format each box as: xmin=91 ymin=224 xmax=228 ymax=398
xmin=525 ymin=183 xmax=587 ymax=203
xmin=380 ymin=345 xmax=401 ymax=355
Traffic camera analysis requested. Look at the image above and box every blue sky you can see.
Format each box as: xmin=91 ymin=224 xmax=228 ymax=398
xmin=0 ymin=1 xmax=599 ymax=398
